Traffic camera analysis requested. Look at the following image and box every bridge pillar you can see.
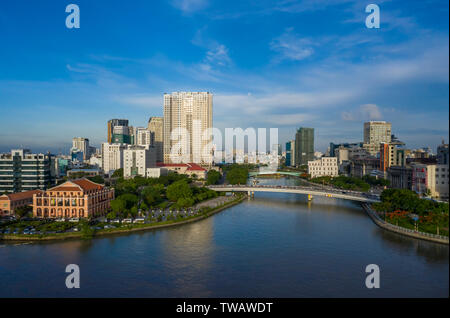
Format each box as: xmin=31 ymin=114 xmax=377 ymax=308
xmin=307 ymin=194 xmax=313 ymax=201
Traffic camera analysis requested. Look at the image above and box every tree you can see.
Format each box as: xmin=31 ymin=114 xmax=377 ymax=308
xmin=106 ymin=211 xmax=117 ymax=220
xmin=117 ymin=193 xmax=139 ymax=210
xmin=206 ymin=170 xmax=221 ymax=185
xmin=166 ymin=180 xmax=192 ymax=202
xmin=15 ymin=205 xmax=33 ymax=219
xmin=110 ymin=198 xmax=126 ymax=214
xmin=142 ymin=185 xmax=163 ymax=207
xmin=112 ymin=168 xmax=124 ymax=178
xmin=226 ymin=166 xmax=248 ymax=185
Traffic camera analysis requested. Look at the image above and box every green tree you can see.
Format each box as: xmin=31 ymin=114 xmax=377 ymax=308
xmin=166 ymin=180 xmax=192 ymax=202
xmin=14 ymin=205 xmax=33 ymax=219
xmin=112 ymin=168 xmax=124 ymax=178
xmin=226 ymin=166 xmax=248 ymax=185
xmin=206 ymin=170 xmax=221 ymax=185
xmin=110 ymin=198 xmax=126 ymax=214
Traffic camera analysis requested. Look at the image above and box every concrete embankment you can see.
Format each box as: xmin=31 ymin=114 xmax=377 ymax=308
xmin=361 ymin=203 xmax=449 ymax=245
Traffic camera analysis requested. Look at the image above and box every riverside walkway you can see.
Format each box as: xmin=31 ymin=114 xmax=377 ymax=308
xmin=208 ymin=184 xmax=381 ymax=203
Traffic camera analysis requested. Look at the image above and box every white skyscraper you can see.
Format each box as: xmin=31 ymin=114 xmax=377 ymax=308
xmin=123 ymin=145 xmax=156 ymax=178
xmin=163 ymin=92 xmax=213 ymax=164
xmin=101 ymin=143 xmax=127 ymax=176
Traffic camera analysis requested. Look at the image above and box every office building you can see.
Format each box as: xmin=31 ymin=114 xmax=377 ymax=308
xmin=379 ymin=142 xmax=406 ymax=172
xmin=33 ymin=178 xmax=115 ymax=219
xmin=437 ymin=140 xmax=449 ymax=165
xmin=135 ymin=127 xmax=152 ymax=148
xmin=72 ymin=137 xmax=90 ymax=160
xmin=123 ymin=146 xmax=156 ymax=178
xmin=163 ymin=92 xmax=213 ymax=164
xmin=329 ymin=142 xmax=363 ymax=157
xmin=294 ymin=127 xmax=314 ymax=166
xmin=308 ymin=157 xmax=338 ymax=179
xmin=101 ymin=143 xmax=127 ymax=176
xmin=363 ymin=121 xmax=392 ymax=156
xmin=107 ymin=119 xmax=129 ymax=144
xmin=148 ymin=117 xmax=164 ymax=163
xmin=285 ymin=141 xmax=293 ymax=166
xmin=0 ymin=149 xmax=56 ymax=193
xmin=112 ymin=125 xmax=132 ymax=144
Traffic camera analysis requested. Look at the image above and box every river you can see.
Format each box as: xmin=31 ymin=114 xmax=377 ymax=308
xmin=0 ymin=177 xmax=448 ymax=297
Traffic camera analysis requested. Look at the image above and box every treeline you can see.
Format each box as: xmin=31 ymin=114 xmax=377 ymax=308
xmin=221 ymin=164 xmax=249 ymax=185
xmin=372 ymin=189 xmax=449 ymax=236
xmin=107 ymin=173 xmax=219 ymax=219
xmin=310 ymin=175 xmax=371 ymax=192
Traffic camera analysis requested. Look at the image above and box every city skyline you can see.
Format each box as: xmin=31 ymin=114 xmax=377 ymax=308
xmin=0 ymin=1 xmax=448 ymax=153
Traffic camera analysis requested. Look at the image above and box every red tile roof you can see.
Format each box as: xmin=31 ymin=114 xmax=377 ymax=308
xmin=72 ymin=179 xmax=104 ymax=191
xmin=48 ymin=178 xmax=104 ymax=193
xmin=156 ymin=162 xmax=206 ymax=171
xmin=186 ymin=163 xmax=206 ymax=171
xmin=0 ymin=190 xmax=43 ymax=201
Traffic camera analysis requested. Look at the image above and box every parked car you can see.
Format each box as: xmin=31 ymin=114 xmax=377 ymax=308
xmin=122 ymin=218 xmax=132 ymax=224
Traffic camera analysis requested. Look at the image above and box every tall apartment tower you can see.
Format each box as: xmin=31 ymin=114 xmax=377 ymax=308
xmin=363 ymin=121 xmax=392 ymax=156
xmin=107 ymin=119 xmax=129 ymax=143
xmin=72 ymin=137 xmax=90 ymax=160
xmin=147 ymin=117 xmax=164 ymax=163
xmin=295 ymin=127 xmax=314 ymax=166
xmin=163 ymin=92 xmax=213 ymax=164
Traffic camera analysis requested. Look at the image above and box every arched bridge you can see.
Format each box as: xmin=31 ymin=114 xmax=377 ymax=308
xmin=207 ymin=185 xmax=381 ymax=203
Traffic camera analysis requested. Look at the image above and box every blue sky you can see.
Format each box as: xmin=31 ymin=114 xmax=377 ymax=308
xmin=0 ymin=0 xmax=448 ymax=154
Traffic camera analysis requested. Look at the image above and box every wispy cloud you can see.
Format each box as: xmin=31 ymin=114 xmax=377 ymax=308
xmin=270 ymin=27 xmax=314 ymax=62
xmin=171 ymin=0 xmax=209 ymax=14
xmin=341 ymin=104 xmax=383 ymax=121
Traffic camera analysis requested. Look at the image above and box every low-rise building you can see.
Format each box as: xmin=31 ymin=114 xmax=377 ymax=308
xmin=156 ymin=162 xmax=207 ymax=179
xmin=0 ymin=190 xmax=43 ymax=217
xmin=388 ymin=166 xmax=412 ymax=190
xmin=33 ymin=178 xmax=114 ymax=219
xmin=307 ymin=157 xmax=338 ymax=179
xmin=411 ymin=163 xmax=449 ymax=199
xmin=146 ymin=167 xmax=168 ymax=178
xmin=350 ymin=158 xmax=379 ymax=178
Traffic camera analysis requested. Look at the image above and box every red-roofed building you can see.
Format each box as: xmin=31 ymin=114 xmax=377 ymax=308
xmin=0 ymin=190 xmax=44 ymax=217
xmin=156 ymin=162 xmax=207 ymax=179
xmin=32 ymin=178 xmax=114 ymax=219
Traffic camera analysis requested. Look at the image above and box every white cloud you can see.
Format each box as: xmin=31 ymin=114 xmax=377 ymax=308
xmin=171 ymin=0 xmax=208 ymax=13
xmin=341 ymin=104 xmax=383 ymax=121
xmin=270 ymin=28 xmax=314 ymax=62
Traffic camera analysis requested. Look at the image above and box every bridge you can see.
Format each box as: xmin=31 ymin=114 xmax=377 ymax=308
xmin=249 ymin=171 xmax=302 ymax=177
xmin=207 ymin=185 xmax=381 ymax=203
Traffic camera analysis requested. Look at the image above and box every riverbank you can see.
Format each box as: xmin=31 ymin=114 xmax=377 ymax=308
xmin=0 ymin=194 xmax=247 ymax=242
xmin=362 ymin=203 xmax=449 ymax=245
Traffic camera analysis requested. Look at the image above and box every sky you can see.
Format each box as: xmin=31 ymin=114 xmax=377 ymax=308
xmin=0 ymin=0 xmax=448 ymax=154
